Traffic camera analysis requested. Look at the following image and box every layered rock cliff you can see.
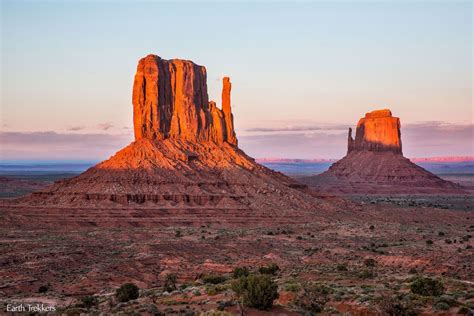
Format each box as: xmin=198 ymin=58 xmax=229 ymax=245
xmin=132 ymin=54 xmax=237 ymax=145
xmin=347 ymin=109 xmax=402 ymax=154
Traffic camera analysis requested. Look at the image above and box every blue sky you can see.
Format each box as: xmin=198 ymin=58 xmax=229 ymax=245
xmin=1 ymin=0 xmax=472 ymax=159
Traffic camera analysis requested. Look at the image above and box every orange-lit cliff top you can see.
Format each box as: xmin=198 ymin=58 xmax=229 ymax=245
xmin=348 ymin=109 xmax=402 ymax=154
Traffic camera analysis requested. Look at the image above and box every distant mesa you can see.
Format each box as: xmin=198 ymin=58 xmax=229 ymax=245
xmin=347 ymin=109 xmax=402 ymax=154
xmin=301 ymin=109 xmax=464 ymax=194
xmin=2 ymin=54 xmax=327 ymax=227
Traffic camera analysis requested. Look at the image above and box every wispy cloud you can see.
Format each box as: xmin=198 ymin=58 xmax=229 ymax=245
xmin=0 ymin=121 xmax=472 ymax=160
xmin=239 ymin=121 xmax=473 ymax=159
xmin=246 ymin=124 xmax=348 ymax=133
xmin=0 ymin=131 xmax=132 ymax=160
xmin=97 ymin=122 xmax=114 ymax=131
xmin=67 ymin=126 xmax=85 ymax=131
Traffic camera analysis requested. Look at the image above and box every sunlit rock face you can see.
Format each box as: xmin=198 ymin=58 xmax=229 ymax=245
xmin=347 ymin=109 xmax=402 ymax=154
xmin=132 ymin=54 xmax=237 ymax=145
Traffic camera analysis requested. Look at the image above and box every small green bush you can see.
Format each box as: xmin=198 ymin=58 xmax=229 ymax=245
xmin=38 ymin=285 xmax=48 ymax=293
xmin=378 ymin=295 xmax=420 ymax=316
xmin=295 ymin=282 xmax=332 ymax=314
xmin=458 ymin=305 xmax=474 ymax=315
xmin=364 ymin=258 xmax=377 ymax=267
xmin=80 ymin=295 xmax=98 ymax=309
xmin=337 ymin=263 xmax=348 ymax=271
xmin=284 ymin=282 xmax=301 ymax=292
xmin=164 ymin=273 xmax=177 ymax=292
xmin=435 ymin=302 xmax=450 ymax=310
xmin=199 ymin=310 xmax=232 ymax=316
xmin=410 ymin=277 xmax=445 ymax=297
xmin=359 ymin=268 xmax=375 ymax=279
xmin=435 ymin=295 xmax=457 ymax=308
xmin=258 ymin=263 xmax=280 ymax=275
xmin=232 ymin=267 xmax=249 ymax=279
xmin=116 ymin=283 xmax=139 ymax=302
xmin=202 ymin=274 xmax=227 ymax=284
xmin=206 ymin=284 xmax=227 ymax=296
xmin=231 ymin=274 xmax=279 ymax=310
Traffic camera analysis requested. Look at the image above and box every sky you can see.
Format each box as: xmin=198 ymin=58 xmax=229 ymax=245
xmin=1 ymin=0 xmax=472 ymax=160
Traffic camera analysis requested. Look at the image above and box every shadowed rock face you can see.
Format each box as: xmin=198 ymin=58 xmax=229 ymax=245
xmin=348 ymin=109 xmax=402 ymax=154
xmin=132 ymin=54 xmax=237 ymax=145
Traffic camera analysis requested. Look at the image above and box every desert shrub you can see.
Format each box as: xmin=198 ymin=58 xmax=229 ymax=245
xmin=38 ymin=285 xmax=48 ymax=293
xmin=434 ymin=295 xmax=457 ymax=308
xmin=295 ymin=282 xmax=332 ymax=314
xmin=202 ymin=274 xmax=227 ymax=284
xmin=337 ymin=263 xmax=348 ymax=271
xmin=284 ymin=282 xmax=301 ymax=292
xmin=435 ymin=302 xmax=450 ymax=310
xmin=258 ymin=263 xmax=280 ymax=275
xmin=206 ymin=286 xmax=218 ymax=296
xmin=164 ymin=273 xmax=177 ymax=292
xmin=199 ymin=311 xmax=232 ymax=316
xmin=217 ymin=300 xmax=233 ymax=311
xmin=426 ymin=240 xmax=434 ymax=245
xmin=370 ymin=225 xmax=375 ymax=230
xmin=206 ymin=284 xmax=227 ymax=296
xmin=232 ymin=267 xmax=249 ymax=279
xmin=359 ymin=268 xmax=375 ymax=279
xmin=116 ymin=283 xmax=139 ymax=302
xmin=410 ymin=277 xmax=444 ymax=297
xmin=175 ymin=230 xmax=182 ymax=238
xmin=438 ymin=231 xmax=445 ymax=236
xmin=458 ymin=304 xmax=474 ymax=315
xmin=364 ymin=258 xmax=377 ymax=267
xmin=80 ymin=295 xmax=98 ymax=309
xmin=147 ymin=304 xmax=164 ymax=316
xmin=378 ymin=295 xmax=420 ymax=316
xmin=231 ymin=274 xmax=278 ymax=310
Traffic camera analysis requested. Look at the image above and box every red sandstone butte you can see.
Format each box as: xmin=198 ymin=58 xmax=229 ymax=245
xmin=347 ymin=109 xmax=402 ymax=154
xmin=132 ymin=54 xmax=237 ymax=145
xmin=301 ymin=109 xmax=463 ymax=194
xmin=4 ymin=54 xmax=329 ymax=224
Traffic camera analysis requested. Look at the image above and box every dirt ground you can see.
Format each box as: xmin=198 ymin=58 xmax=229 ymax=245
xmin=0 ymin=194 xmax=472 ymax=315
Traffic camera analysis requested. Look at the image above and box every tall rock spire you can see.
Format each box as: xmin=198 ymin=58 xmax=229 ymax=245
xmin=132 ymin=54 xmax=237 ymax=145
xmin=222 ymin=77 xmax=237 ymax=146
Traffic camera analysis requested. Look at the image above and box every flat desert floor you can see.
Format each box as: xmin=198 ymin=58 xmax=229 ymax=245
xmin=0 ymin=194 xmax=472 ymax=315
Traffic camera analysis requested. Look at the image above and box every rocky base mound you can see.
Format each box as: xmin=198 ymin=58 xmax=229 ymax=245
xmin=21 ymin=138 xmax=312 ymax=208
xmin=300 ymin=151 xmax=463 ymax=195
xmin=2 ymin=137 xmax=335 ymax=227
